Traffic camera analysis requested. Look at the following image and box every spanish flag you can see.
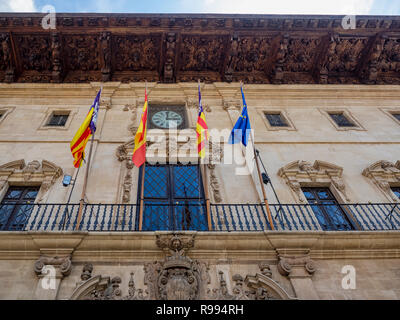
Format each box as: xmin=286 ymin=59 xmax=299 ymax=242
xmin=132 ymin=89 xmax=148 ymax=167
xmin=196 ymin=83 xmax=209 ymax=159
xmin=70 ymin=90 xmax=101 ymax=168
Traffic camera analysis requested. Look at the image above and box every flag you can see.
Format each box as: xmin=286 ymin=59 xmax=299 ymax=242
xmin=196 ymin=83 xmax=209 ymax=159
xmin=70 ymin=89 xmax=101 ymax=168
xmin=229 ymin=86 xmax=251 ymax=146
xmin=132 ymin=89 xmax=148 ymax=167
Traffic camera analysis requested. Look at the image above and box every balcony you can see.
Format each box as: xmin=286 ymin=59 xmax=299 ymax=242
xmin=0 ymin=202 xmax=399 ymax=232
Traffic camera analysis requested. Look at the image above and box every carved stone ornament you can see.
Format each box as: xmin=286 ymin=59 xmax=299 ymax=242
xmin=34 ymin=255 xmax=72 ymax=278
xmin=362 ymin=160 xmax=400 ymax=202
xmin=144 ymin=233 xmax=211 ymax=300
xmin=208 ymin=269 xmax=296 ymax=300
xmin=277 ymin=254 xmax=316 ymax=278
xmin=0 ymin=159 xmax=63 ymax=203
xmin=278 ymin=160 xmax=349 ymax=203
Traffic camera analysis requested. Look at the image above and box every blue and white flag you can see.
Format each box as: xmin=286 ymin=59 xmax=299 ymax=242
xmin=229 ymin=86 xmax=251 ymax=146
xmin=89 ymin=89 xmax=101 ymax=134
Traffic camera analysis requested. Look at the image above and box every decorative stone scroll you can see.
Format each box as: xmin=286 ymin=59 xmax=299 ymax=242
xmin=277 ymin=254 xmax=316 ymax=278
xmin=0 ymin=159 xmax=63 ymax=203
xmin=115 ymin=142 xmax=135 ymax=203
xmin=362 ymin=160 xmax=400 ymax=202
xmin=34 ymin=255 xmax=72 ymax=278
xmin=277 ymin=160 xmax=350 ymax=203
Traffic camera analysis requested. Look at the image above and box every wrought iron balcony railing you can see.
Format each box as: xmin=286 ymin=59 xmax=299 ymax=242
xmin=0 ymin=202 xmax=399 ymax=232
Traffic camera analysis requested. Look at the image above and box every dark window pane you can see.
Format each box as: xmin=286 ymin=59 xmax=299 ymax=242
xmin=1 ymin=186 xmax=39 ymax=231
xmin=140 ymin=164 xmax=206 ymax=231
xmin=265 ymin=113 xmax=288 ymax=127
xmin=5 ymin=190 xmax=23 ymax=199
xmin=24 ymin=190 xmax=39 ymax=199
xmin=173 ymin=166 xmax=202 ymax=198
xmin=317 ymin=190 xmax=331 ymax=200
xmin=47 ymin=114 xmax=69 ymax=126
xmin=391 ymin=187 xmax=400 ymax=199
xmin=329 ymin=113 xmax=356 ymax=127
xmin=301 ymin=187 xmax=354 ymax=231
xmin=302 ymin=190 xmax=315 ymax=200
xmin=392 ymin=113 xmax=400 ymax=122
xmin=144 ymin=166 xmax=168 ymax=198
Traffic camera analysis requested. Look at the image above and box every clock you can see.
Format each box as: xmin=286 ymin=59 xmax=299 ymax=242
xmin=151 ymin=110 xmax=184 ymax=129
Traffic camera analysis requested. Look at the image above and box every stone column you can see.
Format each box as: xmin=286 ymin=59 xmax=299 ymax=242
xmin=33 ymin=255 xmax=72 ymax=300
xmin=277 ymin=252 xmax=319 ymax=300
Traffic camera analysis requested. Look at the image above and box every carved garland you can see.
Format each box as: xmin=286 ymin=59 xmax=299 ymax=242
xmin=362 ymin=160 xmax=400 ymax=202
xmin=277 ymin=160 xmax=350 ymax=203
xmin=0 ymin=159 xmax=63 ymax=203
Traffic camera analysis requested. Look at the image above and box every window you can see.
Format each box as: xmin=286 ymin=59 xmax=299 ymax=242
xmin=259 ymin=109 xmax=296 ymax=131
xmin=302 ymin=187 xmax=354 ymax=231
xmin=0 ymin=186 xmax=39 ymax=231
xmin=47 ymin=113 xmax=69 ymax=127
xmin=328 ymin=112 xmax=356 ymax=127
xmin=392 ymin=187 xmax=400 ymax=200
xmin=265 ymin=113 xmax=288 ymax=127
xmin=392 ymin=113 xmax=400 ymax=122
xmin=0 ymin=107 xmax=14 ymax=125
xmin=320 ymin=108 xmax=364 ymax=131
xmin=148 ymin=105 xmax=188 ymax=129
xmin=138 ymin=164 xmax=207 ymax=231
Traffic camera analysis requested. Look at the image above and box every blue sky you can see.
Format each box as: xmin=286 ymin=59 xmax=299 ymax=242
xmin=0 ymin=0 xmax=399 ymax=15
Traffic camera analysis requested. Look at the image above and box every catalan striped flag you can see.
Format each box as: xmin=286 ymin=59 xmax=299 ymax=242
xmin=70 ymin=89 xmax=101 ymax=168
xmin=132 ymin=89 xmax=148 ymax=168
xmin=196 ymin=83 xmax=209 ymax=159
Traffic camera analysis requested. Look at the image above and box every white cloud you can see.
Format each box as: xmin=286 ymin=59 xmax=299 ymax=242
xmin=197 ymin=0 xmax=375 ymax=15
xmin=0 ymin=0 xmax=36 ymax=12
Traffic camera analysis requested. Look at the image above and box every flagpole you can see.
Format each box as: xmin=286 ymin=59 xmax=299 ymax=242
xmin=76 ymin=134 xmax=94 ymax=230
xmin=138 ymin=162 xmax=145 ymax=231
xmin=75 ymin=85 xmax=102 ymax=230
xmin=198 ymin=80 xmax=212 ymax=231
xmin=202 ymin=163 xmax=212 ymax=231
xmin=138 ymin=81 xmax=147 ymax=231
xmin=240 ymin=82 xmax=275 ymax=231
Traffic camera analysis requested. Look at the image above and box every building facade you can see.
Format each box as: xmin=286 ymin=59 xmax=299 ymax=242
xmin=0 ymin=13 xmax=399 ymax=300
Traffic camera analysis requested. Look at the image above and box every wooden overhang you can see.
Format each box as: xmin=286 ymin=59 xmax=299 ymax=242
xmin=0 ymin=13 xmax=399 ymax=84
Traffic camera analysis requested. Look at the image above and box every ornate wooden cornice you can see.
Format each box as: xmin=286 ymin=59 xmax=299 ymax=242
xmin=0 ymin=13 xmax=399 ymax=84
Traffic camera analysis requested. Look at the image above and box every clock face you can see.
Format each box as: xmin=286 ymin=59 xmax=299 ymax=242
xmin=151 ymin=110 xmax=183 ymax=129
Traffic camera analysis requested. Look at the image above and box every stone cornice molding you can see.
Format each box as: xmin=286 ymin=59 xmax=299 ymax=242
xmin=277 ymin=160 xmax=349 ymax=203
xmin=362 ymin=160 xmax=400 ymax=202
xmin=0 ymin=231 xmax=399 ymax=261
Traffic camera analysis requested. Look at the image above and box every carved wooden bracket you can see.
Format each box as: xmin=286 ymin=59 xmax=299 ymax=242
xmin=277 ymin=160 xmax=349 ymax=203
xmin=362 ymin=160 xmax=400 ymax=202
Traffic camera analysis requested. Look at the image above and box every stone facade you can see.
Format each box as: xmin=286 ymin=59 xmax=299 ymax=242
xmin=0 ymin=82 xmax=399 ymax=299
